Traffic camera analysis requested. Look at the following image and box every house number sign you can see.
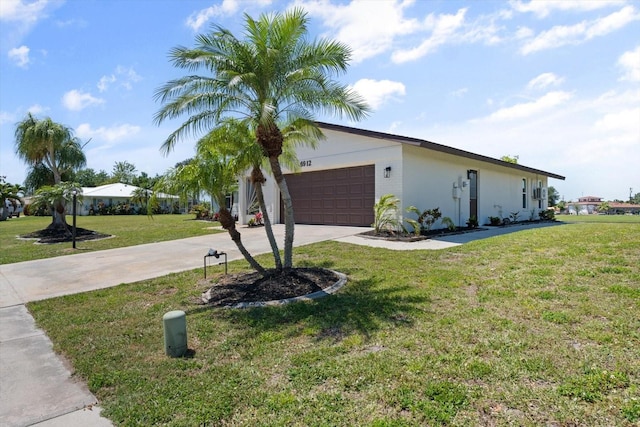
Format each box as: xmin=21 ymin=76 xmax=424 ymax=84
xmin=300 ymin=160 xmax=312 ymax=167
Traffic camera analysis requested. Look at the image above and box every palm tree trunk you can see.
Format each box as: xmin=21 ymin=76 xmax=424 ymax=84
xmin=218 ymin=207 xmax=266 ymax=275
xmin=252 ymin=167 xmax=282 ymax=270
xmin=47 ymin=199 xmax=70 ymax=232
xmin=268 ymin=156 xmax=295 ymax=269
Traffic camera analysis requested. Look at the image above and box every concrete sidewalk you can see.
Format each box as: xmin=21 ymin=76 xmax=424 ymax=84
xmin=0 ymin=224 xmax=366 ymax=426
xmin=0 ymin=222 xmax=560 ymax=426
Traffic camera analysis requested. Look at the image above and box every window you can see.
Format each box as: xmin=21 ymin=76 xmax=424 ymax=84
xmin=538 ymin=180 xmax=543 ymax=209
xmin=522 ymin=178 xmax=527 ymax=209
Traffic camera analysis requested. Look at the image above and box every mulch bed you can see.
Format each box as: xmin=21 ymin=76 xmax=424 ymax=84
xmin=20 ymin=227 xmax=112 ymax=244
xmin=199 ymin=267 xmax=340 ymax=307
xmin=360 ymin=226 xmax=487 ymax=241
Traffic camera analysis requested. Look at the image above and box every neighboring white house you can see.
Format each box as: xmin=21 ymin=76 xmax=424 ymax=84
xmin=77 ymin=183 xmax=178 ymax=215
xmin=236 ymin=122 xmax=565 ymax=228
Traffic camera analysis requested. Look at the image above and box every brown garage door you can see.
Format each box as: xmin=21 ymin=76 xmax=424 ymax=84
xmin=284 ymin=165 xmax=375 ymax=226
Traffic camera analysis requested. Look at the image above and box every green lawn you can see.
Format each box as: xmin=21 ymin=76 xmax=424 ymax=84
xmin=0 ymin=215 xmax=221 ymax=264
xmin=28 ymin=219 xmax=640 ymax=426
xmin=557 ymin=213 xmax=640 ymax=223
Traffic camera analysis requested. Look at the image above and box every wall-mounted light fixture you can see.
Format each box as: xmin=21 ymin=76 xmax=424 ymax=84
xmin=384 ymin=166 xmax=392 ymax=178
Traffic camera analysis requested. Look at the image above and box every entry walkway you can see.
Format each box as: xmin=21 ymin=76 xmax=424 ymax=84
xmin=0 ymin=222 xmax=560 ymax=426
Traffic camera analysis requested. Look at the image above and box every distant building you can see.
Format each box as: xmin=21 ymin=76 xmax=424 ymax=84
xmin=568 ymin=196 xmax=640 ymax=215
xmin=77 ymin=183 xmax=178 ymax=215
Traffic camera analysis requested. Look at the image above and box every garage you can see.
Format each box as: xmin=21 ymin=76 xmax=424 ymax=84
xmin=283 ymin=164 xmax=375 ymax=226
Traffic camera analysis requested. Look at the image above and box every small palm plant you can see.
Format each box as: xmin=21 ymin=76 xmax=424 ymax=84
xmin=373 ymin=194 xmax=402 ymax=234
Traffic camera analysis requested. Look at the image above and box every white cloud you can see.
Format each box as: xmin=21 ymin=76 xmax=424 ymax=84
xmin=27 ymin=104 xmax=47 ymax=115
xmin=76 ymin=123 xmax=141 ymax=143
xmin=0 ymin=0 xmax=51 ymax=21
xmin=7 ymin=45 xmax=29 ymax=67
xmin=618 ymin=45 xmax=640 ymax=82
xmin=98 ymin=66 xmax=142 ymax=92
xmin=594 ymin=107 xmax=640 ymax=133
xmin=97 ymin=74 xmax=116 ymax=92
xmin=526 ymin=72 xmax=564 ymax=90
xmin=349 ymin=79 xmax=406 ymax=110
xmin=0 ymin=111 xmax=14 ymax=126
xmin=451 ymin=87 xmax=468 ymax=97
xmin=294 ymin=0 xmax=420 ymax=64
xmin=479 ymin=91 xmax=573 ymax=122
xmin=520 ymin=5 xmax=640 ymax=55
xmin=515 ymin=26 xmax=534 ymax=39
xmin=0 ymin=0 xmax=63 ymax=48
xmin=61 ymin=90 xmax=105 ymax=111
xmin=510 ymin=0 xmax=627 ymax=18
xmin=392 ymin=8 xmax=467 ymax=63
xmin=186 ymin=0 xmax=272 ymax=31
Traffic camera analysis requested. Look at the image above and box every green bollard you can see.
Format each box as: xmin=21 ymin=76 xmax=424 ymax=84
xmin=163 ymin=310 xmax=187 ymax=357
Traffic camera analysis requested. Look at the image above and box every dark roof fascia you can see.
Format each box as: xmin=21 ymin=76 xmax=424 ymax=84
xmin=317 ymin=121 xmax=566 ymax=181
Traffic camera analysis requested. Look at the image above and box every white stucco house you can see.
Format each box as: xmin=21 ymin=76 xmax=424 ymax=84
xmin=236 ymin=122 xmax=565 ymax=229
xmin=77 ymin=183 xmax=178 ymax=215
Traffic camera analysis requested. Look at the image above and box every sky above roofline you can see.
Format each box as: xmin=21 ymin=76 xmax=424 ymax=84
xmin=1 ymin=0 xmax=638 ymax=202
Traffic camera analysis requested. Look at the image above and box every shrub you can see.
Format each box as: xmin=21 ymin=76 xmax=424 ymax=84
xmin=406 ymin=206 xmax=442 ymax=233
xmin=488 ymin=216 xmax=501 ymax=226
xmin=190 ymin=204 xmax=210 ymax=220
xmin=539 ymin=209 xmax=556 ymax=221
xmin=441 ymin=216 xmax=456 ymax=231
xmin=373 ymin=194 xmax=401 ymax=234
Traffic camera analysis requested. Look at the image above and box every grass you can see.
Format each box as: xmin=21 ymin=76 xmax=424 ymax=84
xmin=0 ymin=214 xmax=221 ymax=264
xmin=27 ymin=218 xmax=640 ymax=426
xmin=557 ymin=213 xmax=640 ymax=223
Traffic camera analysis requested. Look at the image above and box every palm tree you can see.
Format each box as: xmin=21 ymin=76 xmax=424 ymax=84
xmin=155 ymin=146 xmax=267 ymax=274
xmin=111 ymin=161 xmax=137 ymax=184
xmin=154 ymin=8 xmax=369 ymax=271
xmin=30 ymin=182 xmax=83 ymax=234
xmin=0 ymin=181 xmax=25 ymax=221
xmin=130 ymin=187 xmax=152 ymax=214
xmin=197 ymin=119 xmax=319 ymax=272
xmin=14 ymin=113 xmax=87 ymax=230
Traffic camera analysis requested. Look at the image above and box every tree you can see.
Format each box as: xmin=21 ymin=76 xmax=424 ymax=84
xmin=631 ymin=192 xmax=640 ymax=204
xmin=500 ymin=155 xmax=519 ymax=164
xmin=547 ymin=186 xmax=559 ymax=207
xmin=0 ymin=179 xmax=25 ymax=221
xmin=155 ymin=8 xmax=369 ymax=272
xmin=30 ymin=182 xmax=82 ymax=233
xmin=197 ymin=119 xmax=318 ymax=272
xmin=132 ymin=171 xmax=159 ymax=190
xmin=14 ymin=113 xmax=87 ymax=230
xmin=130 ymin=187 xmax=153 ymax=214
xmin=74 ymin=168 xmax=110 ymax=187
xmin=111 ymin=161 xmax=137 ymax=184
xmin=597 ymin=201 xmax=610 ymax=214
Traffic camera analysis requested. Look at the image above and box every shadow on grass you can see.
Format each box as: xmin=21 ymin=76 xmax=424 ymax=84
xmin=189 ymin=274 xmax=429 ymax=343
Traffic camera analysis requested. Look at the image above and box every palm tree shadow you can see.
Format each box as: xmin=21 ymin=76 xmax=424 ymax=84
xmin=210 ymin=275 xmax=429 ymax=342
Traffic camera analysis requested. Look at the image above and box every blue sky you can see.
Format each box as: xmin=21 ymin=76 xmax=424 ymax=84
xmin=1 ymin=0 xmax=638 ymax=202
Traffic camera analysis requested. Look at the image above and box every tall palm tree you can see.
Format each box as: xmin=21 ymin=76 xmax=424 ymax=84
xmin=14 ymin=113 xmax=87 ymax=230
xmin=154 ymin=8 xmax=369 ymax=270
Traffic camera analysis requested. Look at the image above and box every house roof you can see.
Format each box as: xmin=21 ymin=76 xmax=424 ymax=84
xmin=317 ymin=122 xmax=566 ymax=181
xmin=81 ymin=183 xmax=177 ymax=199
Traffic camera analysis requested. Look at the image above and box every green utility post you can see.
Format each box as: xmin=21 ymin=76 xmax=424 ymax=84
xmin=163 ymin=310 xmax=187 ymax=357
